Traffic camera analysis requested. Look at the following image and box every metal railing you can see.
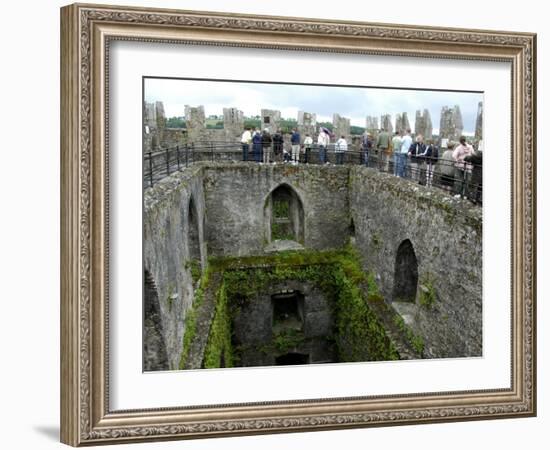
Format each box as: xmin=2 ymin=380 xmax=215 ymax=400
xmin=144 ymin=142 xmax=482 ymax=205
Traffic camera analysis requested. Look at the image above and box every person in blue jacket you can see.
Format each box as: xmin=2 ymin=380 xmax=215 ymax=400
xmin=252 ymin=128 xmax=263 ymax=163
xmin=290 ymin=128 xmax=301 ymax=164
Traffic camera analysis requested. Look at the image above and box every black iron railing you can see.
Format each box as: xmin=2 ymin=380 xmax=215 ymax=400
xmin=144 ymin=142 xmax=482 ymax=205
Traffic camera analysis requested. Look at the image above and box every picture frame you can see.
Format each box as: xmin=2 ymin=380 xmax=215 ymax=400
xmin=60 ymin=2 xmax=536 ymax=446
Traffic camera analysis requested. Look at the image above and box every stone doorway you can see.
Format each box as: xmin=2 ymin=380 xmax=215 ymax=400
xmin=272 ymin=291 xmax=305 ymax=333
xmin=392 ymin=239 xmax=418 ymax=303
xmin=265 ymin=184 xmax=304 ymax=244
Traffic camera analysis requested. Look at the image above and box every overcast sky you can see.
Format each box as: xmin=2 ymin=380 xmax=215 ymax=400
xmin=144 ymin=78 xmax=483 ymax=134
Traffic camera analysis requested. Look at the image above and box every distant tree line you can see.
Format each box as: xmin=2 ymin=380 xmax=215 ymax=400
xmin=166 ymin=116 xmax=366 ymax=135
xmin=166 ymin=116 xmax=185 ymax=128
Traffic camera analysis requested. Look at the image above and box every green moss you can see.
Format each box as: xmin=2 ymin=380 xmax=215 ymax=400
xmin=333 ymin=260 xmax=399 ymax=362
xmin=178 ymin=268 xmax=210 ymax=370
xmin=271 ymin=221 xmax=294 ymax=241
xmin=271 ymin=329 xmax=306 ymax=353
xmin=183 ymin=259 xmax=202 ymax=284
xmin=203 ymin=282 xmax=234 ymax=368
xmin=371 ymin=232 xmax=382 ymax=249
xmin=418 ymin=273 xmax=437 ymax=309
xmin=392 ymin=314 xmax=425 ymax=355
xmin=273 ymin=200 xmax=290 ymax=219
xmin=366 ymin=272 xmax=380 ymax=297
xmin=197 ymin=246 xmax=404 ymax=368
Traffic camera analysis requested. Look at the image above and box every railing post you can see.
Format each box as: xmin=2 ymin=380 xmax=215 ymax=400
xmin=176 ymin=145 xmax=180 ymax=170
xmin=211 ymin=142 xmax=214 ymax=162
xmin=185 ymin=144 xmax=189 ymax=167
xmin=148 ymin=151 xmax=153 ymax=187
xmin=165 ymin=147 xmax=170 ymax=176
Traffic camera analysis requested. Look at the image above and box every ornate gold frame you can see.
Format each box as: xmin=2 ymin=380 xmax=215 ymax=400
xmin=60 ymin=3 xmax=536 ymax=446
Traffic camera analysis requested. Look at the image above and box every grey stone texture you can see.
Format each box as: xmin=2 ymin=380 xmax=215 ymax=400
xmin=184 ymin=105 xmax=207 ymax=144
xmin=366 ymin=116 xmax=379 ymax=134
xmin=297 ymin=111 xmax=317 ymax=139
xmin=144 ymin=163 xmax=482 ymax=367
xmin=144 ymin=101 xmax=174 ymax=153
xmin=475 ymin=101 xmax=483 ymax=142
xmin=261 ymin=109 xmax=281 ymax=134
xmin=223 ymin=107 xmax=244 ymax=140
xmin=349 ymin=167 xmax=482 ymax=358
xmin=143 ymin=166 xmax=208 ymax=369
xmin=395 ymin=112 xmax=411 ymax=133
xmin=201 ymin=164 xmax=351 ymax=256
xmin=415 ymin=109 xmax=433 ymax=140
xmin=232 ymin=280 xmax=336 ymax=367
xmin=332 ymin=113 xmax=351 ymax=138
xmin=439 ymin=105 xmax=464 ymax=142
xmin=380 ymin=114 xmax=393 ymax=134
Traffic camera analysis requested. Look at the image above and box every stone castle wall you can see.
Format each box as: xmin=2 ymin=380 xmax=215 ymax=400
xmin=349 ymin=167 xmax=482 ymax=358
xmin=201 ymin=164 xmax=351 ymax=256
xmin=144 ymin=163 xmax=482 ymax=365
xmin=143 ymin=166 xmax=207 ymax=369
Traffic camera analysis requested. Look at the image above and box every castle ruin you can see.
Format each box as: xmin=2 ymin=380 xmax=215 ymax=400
xmin=333 ymin=113 xmax=351 ymax=138
xmin=439 ymin=105 xmax=464 ymax=143
xmin=395 ymin=112 xmax=411 ymax=134
xmin=415 ymin=109 xmax=433 ymax=140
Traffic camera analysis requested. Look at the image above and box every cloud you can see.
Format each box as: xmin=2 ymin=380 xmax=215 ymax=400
xmin=145 ymin=78 xmax=482 ymax=133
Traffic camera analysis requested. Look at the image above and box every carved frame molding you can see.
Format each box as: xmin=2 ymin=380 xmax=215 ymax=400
xmin=60 ymin=3 xmax=536 ymax=446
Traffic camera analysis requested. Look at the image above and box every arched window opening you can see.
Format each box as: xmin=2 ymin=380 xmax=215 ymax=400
xmin=265 ymin=184 xmax=304 ymax=244
xmin=392 ymin=239 xmax=418 ymax=303
xmin=349 ymin=218 xmax=356 ymax=237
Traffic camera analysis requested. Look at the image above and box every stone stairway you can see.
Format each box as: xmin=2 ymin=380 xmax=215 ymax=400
xmin=366 ymin=294 xmax=423 ymax=360
xmin=183 ymin=272 xmax=223 ymax=370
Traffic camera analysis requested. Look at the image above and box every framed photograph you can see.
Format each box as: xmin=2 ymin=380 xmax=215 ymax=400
xmin=60 ymin=3 xmax=536 ymax=446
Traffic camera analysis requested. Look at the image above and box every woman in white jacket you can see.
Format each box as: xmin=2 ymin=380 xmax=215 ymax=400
xmin=317 ymin=128 xmax=330 ymax=164
xmin=335 ymin=136 xmax=348 ymax=165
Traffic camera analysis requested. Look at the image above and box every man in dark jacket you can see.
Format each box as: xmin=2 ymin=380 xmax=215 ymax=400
xmin=423 ymin=140 xmax=439 ymax=187
xmin=464 ymin=151 xmax=482 ymax=204
xmin=408 ymin=135 xmax=426 ymax=182
xmin=290 ymin=128 xmax=301 ymax=164
xmin=252 ymin=128 xmax=263 ymax=163
xmin=272 ymin=129 xmax=284 ymax=162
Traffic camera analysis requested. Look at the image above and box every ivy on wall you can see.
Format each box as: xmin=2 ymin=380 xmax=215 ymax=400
xmin=182 ymin=246 xmax=402 ymax=369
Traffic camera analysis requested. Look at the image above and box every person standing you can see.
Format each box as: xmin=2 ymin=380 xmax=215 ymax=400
xmin=376 ymin=128 xmax=391 ymax=172
xmin=361 ymin=131 xmax=370 ymax=166
xmin=464 ymin=149 xmax=483 ymax=204
xmin=422 ymin=139 xmax=439 ymax=187
xmin=240 ymin=127 xmax=252 ymax=161
xmin=391 ymin=131 xmax=402 ymax=176
xmin=303 ymin=134 xmax=313 ymax=164
xmin=335 ymin=135 xmax=348 ymax=165
xmin=272 ymin=129 xmax=284 ymax=163
xmin=252 ymin=128 xmax=262 ymax=163
xmin=452 ymin=136 xmax=475 ymax=197
xmin=439 ymin=142 xmax=456 ymax=193
xmin=261 ymin=129 xmax=272 ymax=164
xmin=317 ymin=127 xmax=330 ymax=164
xmin=397 ymin=129 xmax=412 ymax=178
xmin=408 ymin=135 xmax=426 ymax=182
xmin=290 ymin=128 xmax=301 ymax=164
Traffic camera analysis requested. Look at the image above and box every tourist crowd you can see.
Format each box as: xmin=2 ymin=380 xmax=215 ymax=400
xmin=240 ymin=126 xmax=482 ymax=203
